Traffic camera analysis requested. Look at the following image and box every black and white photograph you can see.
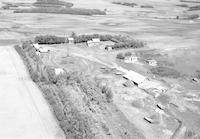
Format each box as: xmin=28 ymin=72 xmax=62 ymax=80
xmin=0 ymin=0 xmax=200 ymax=138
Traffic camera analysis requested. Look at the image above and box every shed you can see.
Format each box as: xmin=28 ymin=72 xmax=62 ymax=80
xmin=123 ymin=71 xmax=146 ymax=86
xmin=55 ymin=68 xmax=64 ymax=75
xmin=124 ymin=55 xmax=138 ymax=63
xmin=68 ymin=37 xmax=74 ymax=44
xmin=38 ymin=47 xmax=50 ymax=53
xmin=147 ymin=59 xmax=157 ymax=66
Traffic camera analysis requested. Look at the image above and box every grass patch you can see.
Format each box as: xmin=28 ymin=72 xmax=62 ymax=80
xmin=151 ymin=66 xmax=180 ymax=78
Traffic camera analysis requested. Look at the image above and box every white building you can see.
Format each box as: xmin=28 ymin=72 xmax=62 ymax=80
xmin=68 ymin=37 xmax=74 ymax=44
xmin=38 ymin=47 xmax=50 ymax=53
xmin=55 ymin=68 xmax=64 ymax=75
xmin=33 ymin=43 xmax=41 ymax=50
xmin=147 ymin=59 xmax=157 ymax=66
xmin=124 ymin=56 xmax=138 ymax=63
xmin=92 ymin=38 xmax=100 ymax=43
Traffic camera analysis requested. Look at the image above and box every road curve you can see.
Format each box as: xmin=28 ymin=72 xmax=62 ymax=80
xmin=0 ymin=46 xmax=65 ymax=139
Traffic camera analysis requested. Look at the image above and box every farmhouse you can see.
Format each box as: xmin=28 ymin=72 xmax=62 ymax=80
xmin=123 ymin=70 xmax=146 ymax=86
xmin=124 ymin=55 xmax=138 ymax=63
xmin=92 ymin=38 xmax=100 ymax=43
xmin=146 ymin=59 xmax=157 ymax=66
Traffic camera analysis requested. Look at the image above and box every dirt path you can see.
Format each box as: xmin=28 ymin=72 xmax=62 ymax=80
xmin=0 ymin=46 xmax=65 ymax=139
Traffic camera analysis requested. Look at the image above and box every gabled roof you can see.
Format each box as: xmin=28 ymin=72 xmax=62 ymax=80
xmin=33 ymin=43 xmax=41 ymax=50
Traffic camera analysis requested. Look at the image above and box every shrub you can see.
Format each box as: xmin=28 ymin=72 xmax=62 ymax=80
xmin=33 ymin=0 xmax=73 ymax=8
xmin=45 ymin=66 xmax=57 ymax=84
xmin=188 ymin=5 xmax=200 ymax=11
xmin=101 ymin=85 xmax=113 ymax=102
xmin=116 ymin=53 xmax=125 ymax=60
xmin=140 ymin=5 xmax=154 ymax=8
xmin=35 ymin=35 xmax=65 ymax=44
xmin=112 ymin=2 xmax=137 ymax=7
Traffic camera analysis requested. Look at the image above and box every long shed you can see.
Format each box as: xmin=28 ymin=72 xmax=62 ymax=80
xmin=123 ymin=70 xmax=146 ymax=86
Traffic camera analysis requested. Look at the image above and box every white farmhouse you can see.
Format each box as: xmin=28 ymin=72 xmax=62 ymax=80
xmin=124 ymin=55 xmax=138 ymax=63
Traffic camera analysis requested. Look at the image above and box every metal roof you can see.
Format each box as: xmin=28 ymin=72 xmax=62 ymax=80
xmin=123 ymin=70 xmax=146 ymax=85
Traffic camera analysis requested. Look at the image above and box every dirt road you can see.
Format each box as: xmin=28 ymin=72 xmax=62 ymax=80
xmin=0 ymin=46 xmax=65 ymax=139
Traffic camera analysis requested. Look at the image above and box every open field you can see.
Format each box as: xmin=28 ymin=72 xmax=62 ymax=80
xmin=0 ymin=46 xmax=64 ymax=139
xmin=0 ymin=0 xmax=200 ymax=138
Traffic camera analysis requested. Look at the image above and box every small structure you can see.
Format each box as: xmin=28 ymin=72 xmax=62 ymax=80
xmin=87 ymin=40 xmax=95 ymax=47
xmin=105 ymin=45 xmax=113 ymax=51
xmin=146 ymin=59 xmax=157 ymax=66
xmin=123 ymin=70 xmax=146 ymax=86
xmin=92 ymin=38 xmax=100 ymax=43
xmin=68 ymin=37 xmax=74 ymax=44
xmin=124 ymin=55 xmax=138 ymax=63
xmin=38 ymin=47 xmax=50 ymax=53
xmin=55 ymin=68 xmax=64 ymax=75
xmin=192 ymin=77 xmax=199 ymax=83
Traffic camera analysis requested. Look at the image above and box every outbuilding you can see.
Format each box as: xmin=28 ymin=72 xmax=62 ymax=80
xmin=55 ymin=68 xmax=64 ymax=75
xmin=123 ymin=70 xmax=146 ymax=86
xmin=33 ymin=43 xmax=41 ymax=50
xmin=147 ymin=59 xmax=157 ymax=66
xmin=68 ymin=37 xmax=74 ymax=44
xmin=92 ymin=38 xmax=100 ymax=43
xmin=38 ymin=47 xmax=50 ymax=53
xmin=124 ymin=55 xmax=138 ymax=63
